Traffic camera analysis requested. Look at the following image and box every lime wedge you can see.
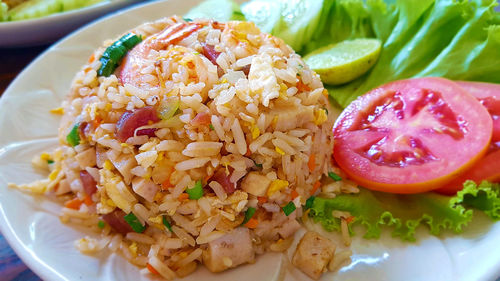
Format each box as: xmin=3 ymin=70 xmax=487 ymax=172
xmin=304 ymin=38 xmax=382 ymax=85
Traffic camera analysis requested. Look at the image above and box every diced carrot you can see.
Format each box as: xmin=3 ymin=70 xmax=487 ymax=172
xmin=310 ymin=181 xmax=321 ymax=195
xmin=203 ymin=174 xmax=212 ymax=184
xmin=65 ymin=198 xmax=83 ymax=210
xmin=88 ymin=53 xmax=96 ymax=63
xmin=296 ymin=79 xmax=310 ymax=92
xmin=345 ymin=216 xmax=355 ymax=224
xmin=307 ymin=153 xmax=316 ymax=173
xmin=161 ymin=167 xmax=174 ymax=190
xmin=245 ymin=147 xmax=251 ymax=157
xmin=83 ymin=195 xmax=93 ymax=206
xmin=92 ymin=116 xmax=102 ymax=128
xmin=257 ymin=196 xmax=268 ymax=204
xmin=244 ymin=218 xmax=259 ymax=229
xmin=290 ymin=190 xmax=299 ymax=200
xmin=147 ymin=263 xmax=159 ymax=275
xmin=161 ymin=178 xmax=172 ymax=190
xmin=178 ymin=193 xmax=189 ymax=201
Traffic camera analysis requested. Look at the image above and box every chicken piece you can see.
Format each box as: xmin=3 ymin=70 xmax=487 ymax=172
xmin=240 ymin=171 xmax=271 ymax=196
xmin=203 ymin=227 xmax=255 ymax=272
xmin=292 ymin=231 xmax=336 ymax=280
xmin=273 ymin=100 xmax=314 ymax=131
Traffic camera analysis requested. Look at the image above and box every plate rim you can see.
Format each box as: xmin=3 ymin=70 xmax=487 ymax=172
xmin=1 ymin=0 xmax=500 ymax=280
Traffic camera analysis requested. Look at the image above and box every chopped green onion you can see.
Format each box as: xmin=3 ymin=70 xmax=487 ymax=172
xmin=282 ymin=201 xmax=296 ymax=216
xmin=158 ymin=96 xmax=180 ymax=120
xmin=186 ymin=180 xmax=204 ymax=200
xmin=66 ymin=123 xmax=80 ymax=147
xmin=47 ymin=159 xmax=54 ymax=164
xmin=97 ymin=220 xmax=106 ymax=229
xmin=101 ymin=44 xmax=127 ymax=63
xmin=183 ymin=17 xmax=193 ymax=22
xmin=305 ymin=196 xmax=315 ymax=210
xmin=97 ymin=58 xmax=116 ymax=77
xmin=209 ymin=124 xmax=215 ymax=130
xmin=328 ymin=172 xmax=342 ymax=181
xmin=323 ymin=107 xmax=329 ymax=115
xmin=252 ymin=159 xmax=263 ymax=168
xmin=123 ymin=212 xmax=146 ymax=233
xmin=241 ymin=207 xmax=256 ymax=225
xmin=97 ymin=33 xmax=142 ymax=77
xmin=119 ymin=33 xmax=142 ymax=50
xmin=162 ymin=216 xmax=173 ymax=232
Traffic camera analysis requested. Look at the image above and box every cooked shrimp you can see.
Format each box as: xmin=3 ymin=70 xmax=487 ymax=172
xmin=119 ymin=19 xmax=216 ymax=98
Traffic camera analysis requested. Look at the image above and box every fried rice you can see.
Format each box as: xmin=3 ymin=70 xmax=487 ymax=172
xmin=11 ymin=16 xmax=347 ymax=279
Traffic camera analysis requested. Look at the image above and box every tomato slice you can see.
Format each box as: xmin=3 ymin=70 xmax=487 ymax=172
xmin=455 ymin=81 xmax=500 ymax=142
xmin=436 ymin=147 xmax=500 ymax=195
xmin=333 ymin=77 xmax=492 ymax=194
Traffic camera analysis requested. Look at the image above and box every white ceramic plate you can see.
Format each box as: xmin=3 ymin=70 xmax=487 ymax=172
xmin=1 ymin=0 xmax=500 ymax=280
xmin=0 ymin=0 xmax=143 ymax=47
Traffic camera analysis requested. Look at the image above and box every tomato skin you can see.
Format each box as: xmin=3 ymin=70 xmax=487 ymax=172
xmin=333 ymin=77 xmax=492 ymax=194
xmin=455 ymin=81 xmax=500 ymax=142
xmin=436 ymin=149 xmax=500 ymax=195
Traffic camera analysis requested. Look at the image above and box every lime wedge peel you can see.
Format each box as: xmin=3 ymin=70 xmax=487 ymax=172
xmin=304 ymin=38 xmax=382 ymax=85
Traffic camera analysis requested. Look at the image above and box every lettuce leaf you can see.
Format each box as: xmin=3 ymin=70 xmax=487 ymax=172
xmin=184 ymin=0 xmax=245 ymax=22
xmin=242 ymin=0 xmax=333 ymax=52
xmin=328 ymin=0 xmax=500 ymax=107
xmin=309 ymin=181 xmax=500 ymax=241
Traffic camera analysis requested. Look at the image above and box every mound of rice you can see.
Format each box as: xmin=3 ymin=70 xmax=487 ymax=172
xmin=14 ymin=16 xmax=339 ymax=279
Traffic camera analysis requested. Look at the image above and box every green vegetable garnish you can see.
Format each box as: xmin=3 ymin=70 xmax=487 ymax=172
xmin=162 ymin=216 xmax=173 ymax=232
xmin=123 ymin=212 xmax=146 ymax=233
xmin=183 ymin=17 xmax=193 ymax=22
xmin=66 ymin=123 xmax=80 ymax=147
xmin=242 ymin=207 xmax=256 ymax=225
xmin=282 ymin=201 xmax=296 ymax=216
xmin=119 ymin=33 xmax=142 ymax=50
xmin=328 ymin=172 xmax=342 ymax=181
xmin=98 ymin=33 xmax=142 ymax=77
xmin=47 ymin=159 xmax=54 ymax=164
xmin=186 ymin=180 xmax=204 ymax=200
xmin=209 ymin=124 xmax=215 ymax=130
xmin=305 ymin=196 xmax=315 ymax=210
xmin=97 ymin=220 xmax=105 ymax=229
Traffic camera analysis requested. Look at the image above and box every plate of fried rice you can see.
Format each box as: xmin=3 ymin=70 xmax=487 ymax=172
xmin=1 ymin=0 xmax=500 ymax=281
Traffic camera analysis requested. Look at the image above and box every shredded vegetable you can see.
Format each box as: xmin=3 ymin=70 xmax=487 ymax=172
xmin=123 ymin=212 xmax=146 ymax=233
xmin=242 ymin=207 xmax=256 ymax=225
xmin=328 ymin=171 xmax=342 ymax=181
xmin=66 ymin=123 xmax=80 ymax=147
xmin=186 ymin=180 xmax=204 ymax=200
xmin=162 ymin=216 xmax=173 ymax=232
xmin=282 ymin=201 xmax=296 ymax=216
